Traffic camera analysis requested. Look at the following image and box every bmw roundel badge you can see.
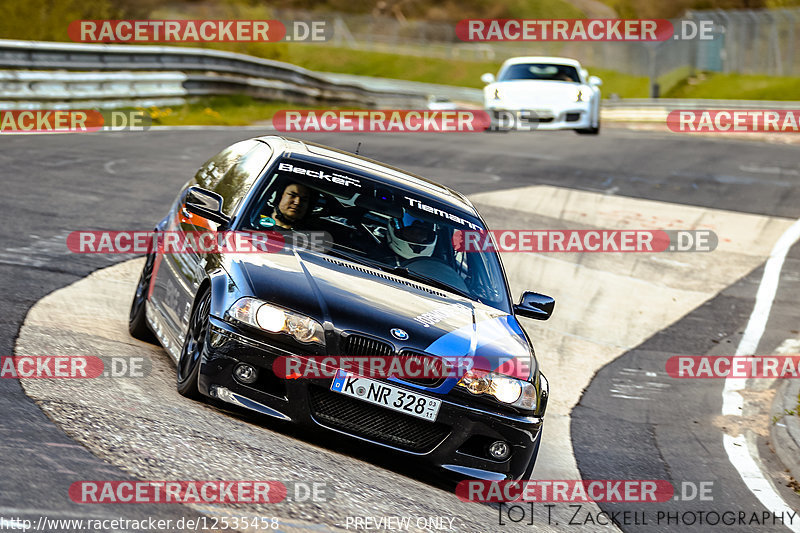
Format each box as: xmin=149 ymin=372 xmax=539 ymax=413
xmin=391 ymin=328 xmax=409 ymax=340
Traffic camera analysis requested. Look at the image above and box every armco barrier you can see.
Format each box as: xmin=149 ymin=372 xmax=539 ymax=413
xmin=601 ymin=98 xmax=800 ymax=122
xmin=2 ymin=40 xmax=797 ymax=118
xmin=0 ymin=39 xmax=427 ymax=108
xmin=0 ymin=70 xmax=187 ymax=110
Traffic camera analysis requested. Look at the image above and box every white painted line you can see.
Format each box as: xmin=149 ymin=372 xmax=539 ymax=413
xmin=723 ymin=218 xmax=800 ymax=414
xmin=736 ymin=217 xmax=800 ymax=357
xmin=739 ymin=165 xmax=800 ymax=177
xmin=722 ymin=216 xmax=800 ymax=532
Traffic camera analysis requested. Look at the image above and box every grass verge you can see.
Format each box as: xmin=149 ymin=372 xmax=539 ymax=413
xmin=135 ymin=96 xmax=317 ymax=126
xmin=281 ymin=44 xmax=652 ymax=98
xmin=665 ymin=72 xmax=800 ymax=100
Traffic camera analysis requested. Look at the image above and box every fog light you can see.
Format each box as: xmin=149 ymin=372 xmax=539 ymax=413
xmin=488 ymin=440 xmax=511 ymax=460
xmin=234 ymin=363 xmax=258 ymax=384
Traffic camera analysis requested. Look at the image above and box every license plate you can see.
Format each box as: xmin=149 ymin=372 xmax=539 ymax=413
xmin=330 ymin=370 xmax=441 ymax=422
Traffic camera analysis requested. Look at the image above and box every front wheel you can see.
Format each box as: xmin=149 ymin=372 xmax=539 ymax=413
xmin=129 ymin=252 xmax=156 ymax=342
xmin=575 ymin=122 xmax=600 ymax=135
xmin=176 ymin=289 xmax=211 ymax=399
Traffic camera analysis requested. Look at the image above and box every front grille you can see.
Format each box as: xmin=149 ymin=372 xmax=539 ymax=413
xmin=340 ymin=334 xmax=393 ymax=357
xmin=339 ymin=336 xmax=447 ymax=388
xmin=309 ymin=386 xmax=450 ymax=452
xmin=565 ymin=112 xmax=581 ymax=122
xmin=394 ymin=350 xmax=449 ymax=388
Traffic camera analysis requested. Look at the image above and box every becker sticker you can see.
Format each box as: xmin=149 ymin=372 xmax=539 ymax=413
xmin=277 ymin=162 xmax=361 ymax=188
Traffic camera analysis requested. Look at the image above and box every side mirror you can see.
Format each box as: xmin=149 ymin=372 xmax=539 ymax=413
xmin=480 ymin=72 xmax=496 ymax=84
xmin=183 ymin=186 xmax=230 ymax=226
xmin=588 ymin=76 xmax=602 ymax=87
xmin=514 ymin=291 xmax=555 ymax=320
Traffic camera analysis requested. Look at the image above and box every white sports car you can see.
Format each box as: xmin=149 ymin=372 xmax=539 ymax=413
xmin=481 ymin=56 xmax=602 ymax=134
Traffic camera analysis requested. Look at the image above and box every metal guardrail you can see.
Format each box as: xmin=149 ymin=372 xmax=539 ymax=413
xmin=1 ymin=40 xmax=797 ymax=119
xmin=603 ymin=98 xmax=800 ymax=110
xmin=601 ymin=98 xmax=800 ymax=122
xmin=0 ymin=39 xmax=428 ymax=108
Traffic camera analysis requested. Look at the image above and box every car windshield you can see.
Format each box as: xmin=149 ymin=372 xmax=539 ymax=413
xmin=499 ymin=63 xmax=580 ymax=83
xmin=241 ymin=158 xmax=511 ymax=312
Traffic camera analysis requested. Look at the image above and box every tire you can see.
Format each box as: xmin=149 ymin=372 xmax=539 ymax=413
xmin=576 ymin=109 xmax=601 ymax=135
xmin=128 ymin=252 xmax=156 ymax=342
xmin=176 ymin=288 xmax=211 ymax=399
xmin=575 ymin=122 xmax=600 ymax=135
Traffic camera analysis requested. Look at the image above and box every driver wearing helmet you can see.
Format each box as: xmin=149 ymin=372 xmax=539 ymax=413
xmin=387 ymin=211 xmax=439 ymax=261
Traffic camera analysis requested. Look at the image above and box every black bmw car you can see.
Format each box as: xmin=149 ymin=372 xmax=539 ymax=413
xmin=129 ymin=136 xmax=553 ymax=481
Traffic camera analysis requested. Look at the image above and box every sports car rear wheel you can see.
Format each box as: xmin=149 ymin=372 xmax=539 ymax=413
xmin=128 ymin=252 xmax=155 ymax=341
xmin=177 ymin=289 xmax=210 ymax=399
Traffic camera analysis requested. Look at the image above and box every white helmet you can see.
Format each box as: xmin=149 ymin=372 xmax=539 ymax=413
xmin=387 ymin=211 xmax=438 ymax=259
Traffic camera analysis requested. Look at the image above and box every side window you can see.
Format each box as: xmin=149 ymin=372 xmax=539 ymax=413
xmin=194 ymin=140 xmax=256 ymax=190
xmin=212 ymin=143 xmax=274 ymax=217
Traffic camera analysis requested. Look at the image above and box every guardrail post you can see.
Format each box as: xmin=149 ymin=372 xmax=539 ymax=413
xmin=648 ymin=43 xmax=660 ymax=98
xmin=785 ymin=9 xmax=796 ymax=75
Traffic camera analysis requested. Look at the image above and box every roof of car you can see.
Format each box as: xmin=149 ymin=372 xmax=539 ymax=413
xmin=501 ymin=56 xmax=583 ymax=68
xmin=255 ymin=135 xmax=479 ymax=217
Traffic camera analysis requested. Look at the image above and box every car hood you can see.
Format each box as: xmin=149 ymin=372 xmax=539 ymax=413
xmin=485 ymin=79 xmax=586 ymax=107
xmin=230 ymin=250 xmax=535 ymax=379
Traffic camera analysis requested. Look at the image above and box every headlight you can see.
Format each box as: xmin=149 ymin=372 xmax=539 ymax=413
xmin=227 ymin=297 xmax=324 ymax=345
xmin=457 ymin=369 xmax=538 ymax=410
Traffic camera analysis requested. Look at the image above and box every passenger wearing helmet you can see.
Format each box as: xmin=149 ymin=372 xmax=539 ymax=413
xmin=387 ymin=211 xmax=439 ymax=261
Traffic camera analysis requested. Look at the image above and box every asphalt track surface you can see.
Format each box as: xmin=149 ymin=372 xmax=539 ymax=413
xmin=2 ymin=127 xmax=799 ymax=532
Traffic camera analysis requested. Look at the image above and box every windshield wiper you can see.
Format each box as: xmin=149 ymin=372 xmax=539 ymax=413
xmin=323 ymin=248 xmax=472 ymax=299
xmin=383 ymin=266 xmax=473 ymax=299
xmin=323 ymin=247 xmax=388 ymax=270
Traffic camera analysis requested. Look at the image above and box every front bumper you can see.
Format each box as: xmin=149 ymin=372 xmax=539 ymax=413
xmin=199 ymin=317 xmax=547 ymax=480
